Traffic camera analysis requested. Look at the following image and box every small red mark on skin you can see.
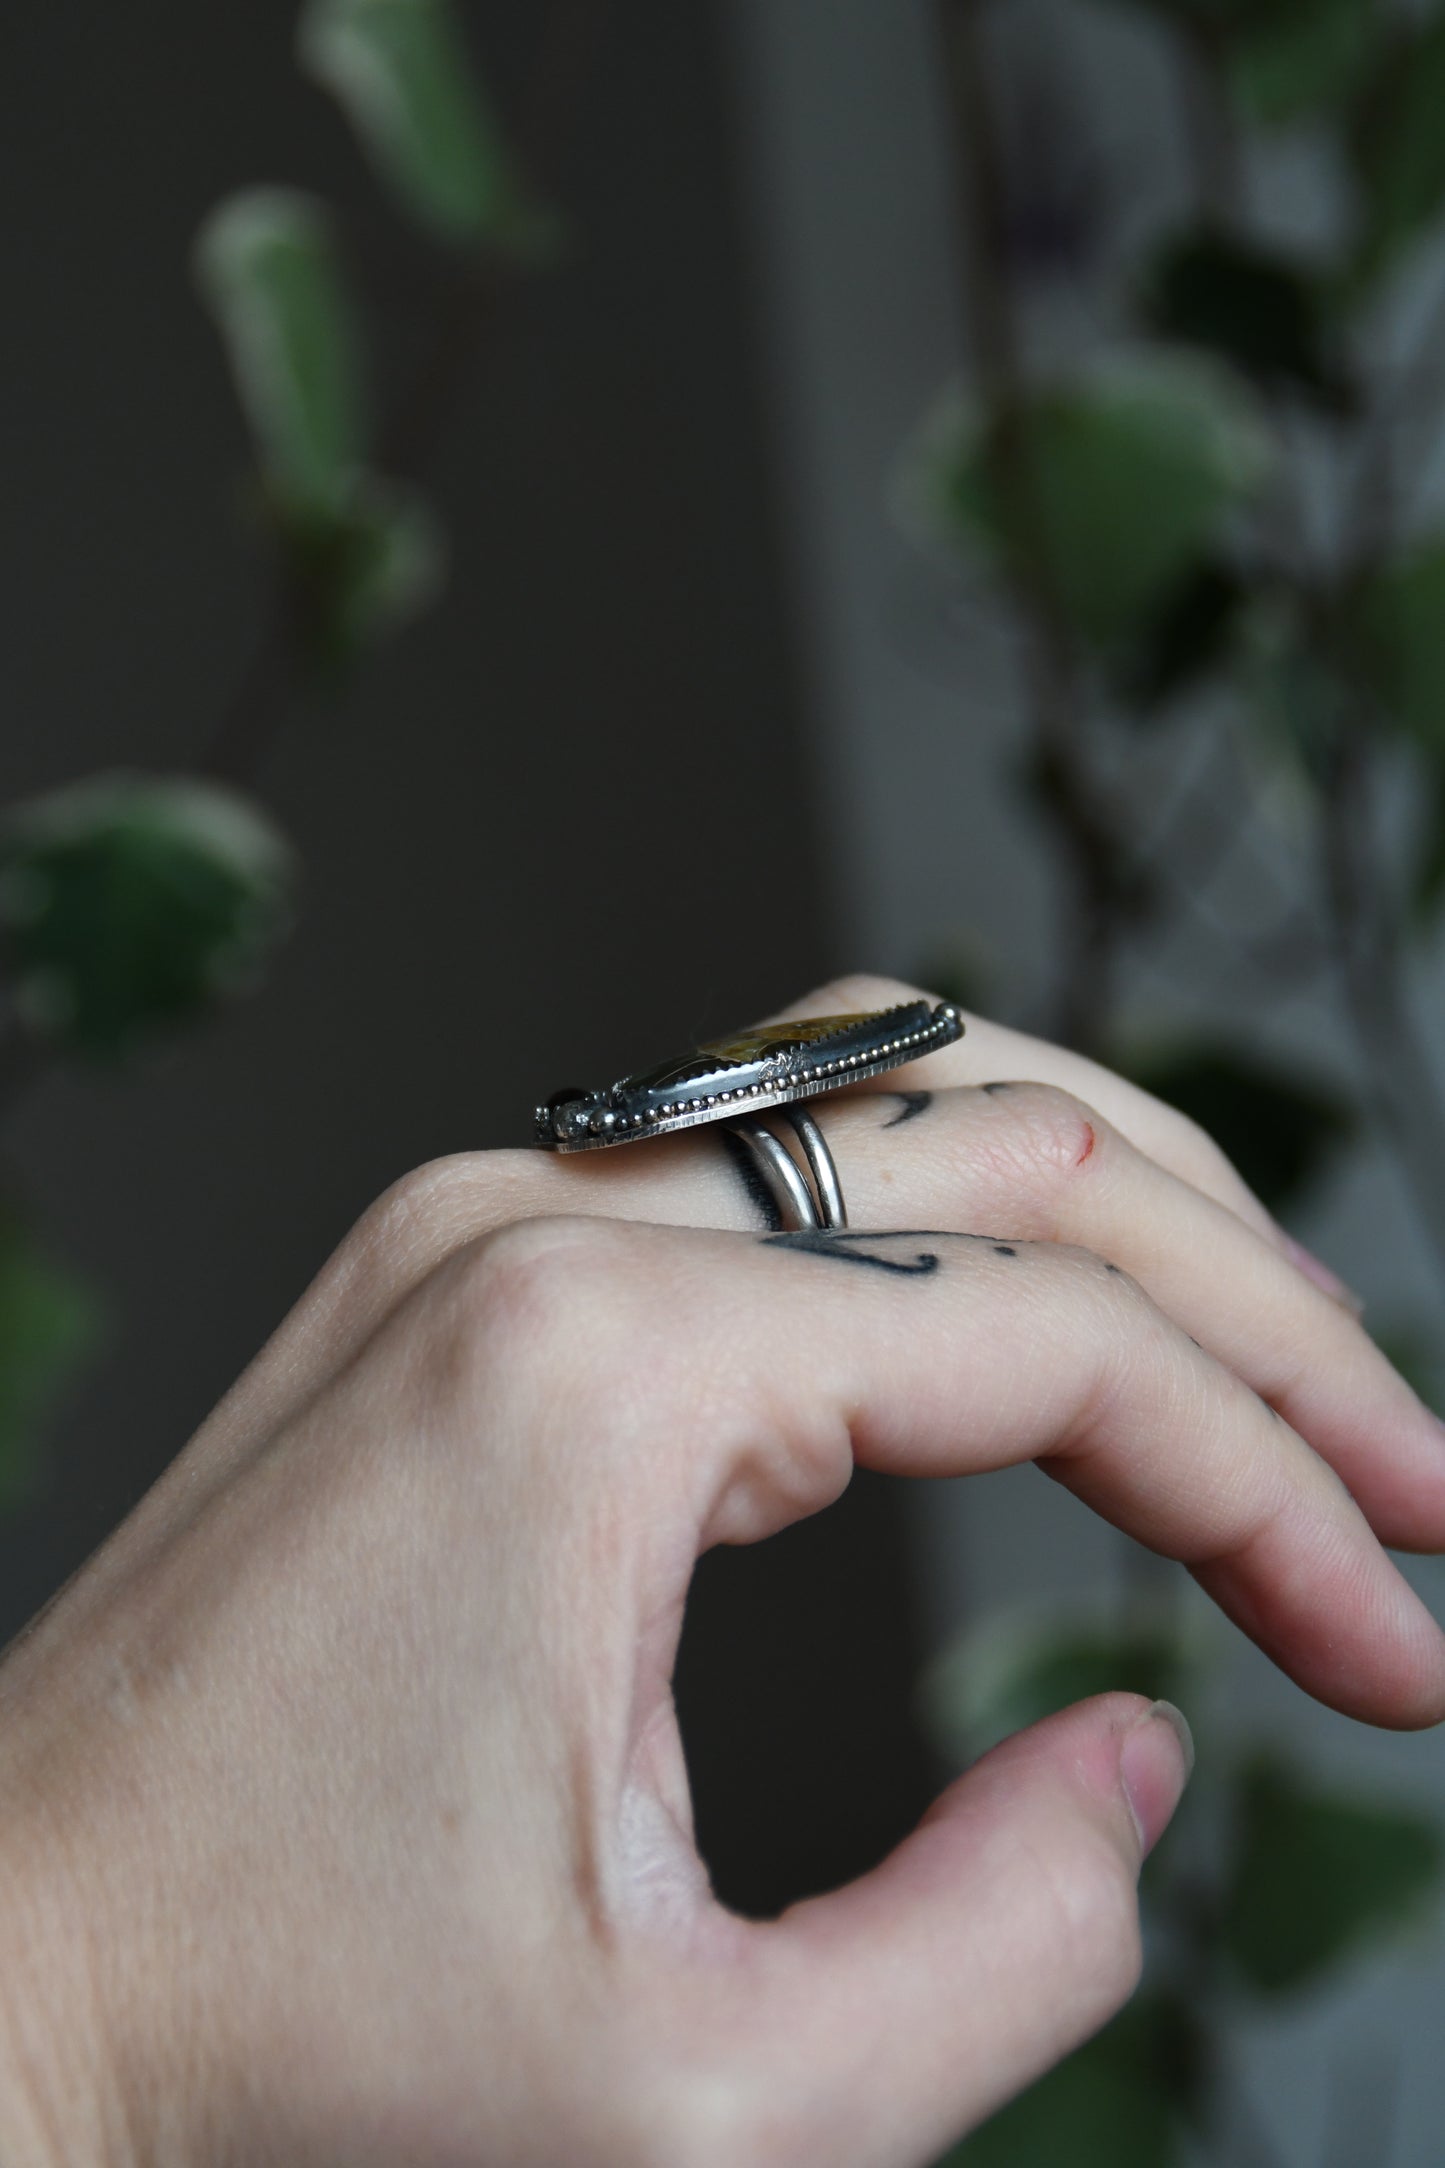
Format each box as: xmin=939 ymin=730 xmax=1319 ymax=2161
xmin=1076 ymin=1123 xmax=1096 ymax=1166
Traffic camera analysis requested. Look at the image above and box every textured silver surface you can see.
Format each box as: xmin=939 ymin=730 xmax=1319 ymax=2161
xmin=536 ymin=999 xmax=964 ymax=1153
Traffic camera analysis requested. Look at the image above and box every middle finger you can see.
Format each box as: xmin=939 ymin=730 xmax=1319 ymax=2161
xmin=516 ymin=1081 xmax=1445 ymax=1554
xmin=238 ymin=1081 xmax=1445 ymax=1565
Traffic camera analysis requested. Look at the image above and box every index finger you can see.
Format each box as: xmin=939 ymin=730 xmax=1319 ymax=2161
xmin=513 ymin=1216 xmax=1445 ymax=1730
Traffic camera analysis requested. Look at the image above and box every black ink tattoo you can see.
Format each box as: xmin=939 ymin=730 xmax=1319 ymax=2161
xmin=716 ymin=1128 xmax=784 ymax=1233
xmin=993 ymin=1243 xmax=1017 ymax=1257
xmin=763 ymin=1229 xmax=942 ymax=1277
xmin=884 ymin=1090 xmax=933 ymax=1129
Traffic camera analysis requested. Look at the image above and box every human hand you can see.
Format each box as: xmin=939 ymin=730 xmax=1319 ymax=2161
xmin=0 ymin=973 xmax=1439 ymax=2167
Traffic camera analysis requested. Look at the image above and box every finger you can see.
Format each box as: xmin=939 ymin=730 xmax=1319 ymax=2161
xmin=714 ymin=1694 xmax=1189 ymax=2168
xmin=475 ymin=1216 xmax=1445 ymax=1727
xmin=792 ymin=1082 xmax=1445 ymax=1553
xmin=217 ymin=968 xmax=1354 ymax=1444
xmin=763 ymin=971 xmax=1290 ymax=1249
xmin=344 ymin=1081 xmax=1445 ymax=1556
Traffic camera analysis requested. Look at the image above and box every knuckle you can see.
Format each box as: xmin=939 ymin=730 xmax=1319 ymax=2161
xmin=458 ymin=1213 xmax=634 ymax=1344
xmin=722 ymin=1391 xmax=854 ymax=1539
xmin=428 ymin=1214 xmax=643 ymax=1407
xmin=965 ymin=1082 xmax=1109 ymax=1224
xmin=1027 ymin=1245 xmax=1167 ymax=1440
xmin=288 ymin=1154 xmax=497 ymax=1351
xmin=352 ymin=1151 xmax=493 ymax=1269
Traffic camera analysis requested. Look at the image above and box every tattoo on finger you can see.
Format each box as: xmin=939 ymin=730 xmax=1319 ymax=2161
xmin=883 ymin=1091 xmax=933 ymax=1129
xmin=762 ymin=1229 xmax=942 ymax=1277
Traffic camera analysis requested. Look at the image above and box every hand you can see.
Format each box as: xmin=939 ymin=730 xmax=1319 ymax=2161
xmin=0 ymin=974 xmax=1439 ymax=2168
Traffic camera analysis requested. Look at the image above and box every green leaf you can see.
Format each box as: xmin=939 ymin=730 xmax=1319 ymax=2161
xmin=1354 ymin=540 xmax=1445 ymax=751
xmin=1230 ymin=0 xmax=1376 ymax=125
xmin=194 ymin=189 xmax=366 ymax=522
xmin=1119 ymin=1043 xmax=1353 ymax=1214
xmin=936 ymin=1995 xmax=1203 ymax=2168
xmin=0 ymin=776 xmax=296 ymax=1061
xmin=1351 ymin=15 xmax=1445 ymax=279
xmin=920 ymin=1599 xmax=1200 ymax=1767
xmin=1138 ymin=230 xmax=1345 ymax=404
xmin=279 ymin=478 xmax=446 ymax=669
xmin=0 ymin=1212 xmax=100 ymax=1510
xmin=1112 ymin=558 xmax=1247 ymax=712
xmin=919 ymin=358 xmax=1268 ymax=653
xmin=1223 ymin=1756 xmax=1443 ymax=1994
xmin=298 ymin=0 xmax=551 ymax=252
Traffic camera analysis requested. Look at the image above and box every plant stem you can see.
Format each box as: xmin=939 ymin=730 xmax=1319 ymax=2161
xmin=1322 ymin=725 xmax=1445 ymax=1294
xmin=1174 ymin=18 xmax=1245 ymax=224
xmin=198 ymin=583 xmax=301 ymax=788
xmin=935 ymin=0 xmax=1134 ymax=1054
xmin=380 ymin=0 xmax=608 ymax=481
xmin=202 ymin=0 xmax=608 ymax=789
xmin=0 ymin=1 xmax=610 ymax=1130
xmin=1323 ymin=2043 xmax=1399 ymax=2168
xmin=1344 ymin=250 xmax=1445 ymax=572
xmin=1226 ymin=2074 xmax=1304 ymax=2168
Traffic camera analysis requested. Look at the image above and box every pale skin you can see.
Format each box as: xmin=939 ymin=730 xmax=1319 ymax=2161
xmin=0 ymin=971 xmax=1443 ymax=2166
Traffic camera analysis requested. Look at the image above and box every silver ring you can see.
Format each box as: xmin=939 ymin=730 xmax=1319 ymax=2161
xmin=725 ymin=1106 xmax=847 ymax=1231
xmin=532 ymin=998 xmax=965 ymax=1231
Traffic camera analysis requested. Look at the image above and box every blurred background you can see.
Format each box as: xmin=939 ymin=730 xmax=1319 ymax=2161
xmin=4 ymin=1 xmax=1445 ymax=2161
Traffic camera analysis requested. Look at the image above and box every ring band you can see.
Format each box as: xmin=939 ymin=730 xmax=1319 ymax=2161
xmin=728 ymin=1105 xmax=847 ymax=1231
xmin=533 ymin=999 xmax=964 ymax=1230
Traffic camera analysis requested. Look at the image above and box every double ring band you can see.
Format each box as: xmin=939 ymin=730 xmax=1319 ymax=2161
xmin=533 ymin=999 xmax=965 ymax=1232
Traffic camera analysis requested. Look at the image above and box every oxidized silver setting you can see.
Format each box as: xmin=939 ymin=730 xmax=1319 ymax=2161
xmin=533 ymin=999 xmax=965 ymax=1231
xmin=535 ymin=1000 xmax=964 ymax=1150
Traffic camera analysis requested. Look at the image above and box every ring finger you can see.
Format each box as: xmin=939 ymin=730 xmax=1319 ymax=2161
xmin=242 ymin=1071 xmax=1445 ymax=1566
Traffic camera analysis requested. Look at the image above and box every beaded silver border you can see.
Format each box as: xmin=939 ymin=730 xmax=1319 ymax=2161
xmin=536 ymin=1001 xmax=964 ymax=1152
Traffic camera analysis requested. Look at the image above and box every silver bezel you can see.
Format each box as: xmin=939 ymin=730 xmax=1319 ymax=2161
xmin=535 ymin=1001 xmax=964 ymax=1152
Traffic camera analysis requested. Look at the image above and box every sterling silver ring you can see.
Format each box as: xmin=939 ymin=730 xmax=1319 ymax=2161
xmin=533 ymin=999 xmax=965 ymax=1231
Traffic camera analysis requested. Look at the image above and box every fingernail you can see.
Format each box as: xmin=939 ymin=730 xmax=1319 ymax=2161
xmin=1280 ymin=1235 xmax=1365 ymax=1318
xmin=1120 ymin=1701 xmax=1194 ymax=1855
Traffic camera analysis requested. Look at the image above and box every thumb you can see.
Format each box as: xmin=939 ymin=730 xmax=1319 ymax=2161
xmin=734 ymin=1692 xmax=1193 ymax=2168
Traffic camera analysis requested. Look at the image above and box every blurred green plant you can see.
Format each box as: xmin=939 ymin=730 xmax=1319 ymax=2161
xmin=0 ymin=0 xmax=588 ymax=1501
xmin=0 ymin=1211 xmax=101 ymax=1512
xmin=909 ymin=0 xmax=1445 ymax=2156
xmin=297 ymin=0 xmax=555 ymax=252
xmin=0 ymin=776 xmax=294 ymax=1059
xmin=924 ymin=1609 xmax=1443 ymax=2166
